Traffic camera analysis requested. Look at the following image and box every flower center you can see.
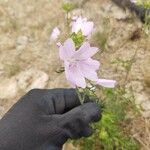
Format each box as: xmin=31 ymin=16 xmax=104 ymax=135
xmin=67 ymin=57 xmax=78 ymax=68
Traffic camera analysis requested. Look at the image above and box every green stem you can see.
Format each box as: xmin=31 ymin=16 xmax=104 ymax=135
xmin=76 ymin=88 xmax=85 ymax=104
xmin=66 ymin=12 xmax=70 ymax=31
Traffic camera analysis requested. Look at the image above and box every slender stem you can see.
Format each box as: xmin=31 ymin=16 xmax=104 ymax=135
xmin=66 ymin=12 xmax=70 ymax=31
xmin=76 ymin=88 xmax=85 ymax=104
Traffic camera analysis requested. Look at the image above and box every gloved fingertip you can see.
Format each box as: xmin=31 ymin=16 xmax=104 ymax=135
xmin=81 ymin=126 xmax=94 ymax=137
xmin=81 ymin=102 xmax=102 ymax=123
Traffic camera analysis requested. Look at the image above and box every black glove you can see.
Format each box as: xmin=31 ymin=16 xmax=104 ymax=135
xmin=0 ymin=88 xmax=101 ymax=150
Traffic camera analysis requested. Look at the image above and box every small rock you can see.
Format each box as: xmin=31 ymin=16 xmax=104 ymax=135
xmin=0 ymin=77 xmax=18 ymax=99
xmin=16 ymin=36 xmax=28 ymax=46
xmin=16 ymin=68 xmax=49 ymax=92
xmin=110 ymin=5 xmax=127 ymax=20
xmin=141 ymin=101 xmax=150 ymax=111
xmin=107 ymin=39 xmax=116 ymax=48
xmin=16 ymin=45 xmax=26 ymax=51
xmin=142 ymin=110 xmax=150 ymax=118
xmin=134 ymin=92 xmax=148 ymax=105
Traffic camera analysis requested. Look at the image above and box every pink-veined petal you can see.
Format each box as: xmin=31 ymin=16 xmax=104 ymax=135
xmin=85 ymin=58 xmax=100 ymax=71
xmin=97 ymin=79 xmax=116 ymax=88
xmin=81 ymin=21 xmax=94 ymax=36
xmin=78 ymin=59 xmax=100 ymax=81
xmin=79 ymin=64 xmax=98 ymax=81
xmin=64 ymin=61 xmax=86 ymax=88
xmin=59 ymin=38 xmax=76 ymax=60
xmin=74 ymin=42 xmax=99 ymax=60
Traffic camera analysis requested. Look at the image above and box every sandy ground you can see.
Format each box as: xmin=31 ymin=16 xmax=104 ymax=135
xmin=0 ymin=0 xmax=150 ymax=149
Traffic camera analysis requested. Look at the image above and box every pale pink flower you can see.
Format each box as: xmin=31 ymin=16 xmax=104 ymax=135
xmin=71 ymin=16 xmax=94 ymax=36
xmin=59 ymin=38 xmax=100 ymax=88
xmin=130 ymin=0 xmax=137 ymax=3
xmin=50 ymin=27 xmax=60 ymax=41
xmin=97 ymin=79 xmax=116 ymax=88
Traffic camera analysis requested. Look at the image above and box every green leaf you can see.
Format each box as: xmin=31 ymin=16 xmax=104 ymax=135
xmin=70 ymin=31 xmax=85 ymax=49
xmin=62 ymin=2 xmax=76 ymax=13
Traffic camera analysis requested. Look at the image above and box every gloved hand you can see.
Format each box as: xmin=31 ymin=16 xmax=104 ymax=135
xmin=0 ymin=88 xmax=101 ymax=150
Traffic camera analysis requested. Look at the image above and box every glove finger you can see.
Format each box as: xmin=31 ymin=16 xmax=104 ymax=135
xmin=62 ymin=102 xmax=101 ymax=124
xmin=57 ymin=102 xmax=101 ymax=139
xmin=72 ymin=102 xmax=101 ymax=123
xmin=44 ymin=88 xmax=90 ymax=114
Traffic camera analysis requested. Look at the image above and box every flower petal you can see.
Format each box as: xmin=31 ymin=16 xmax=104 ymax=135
xmin=71 ymin=17 xmax=82 ymax=33
xmin=64 ymin=61 xmax=86 ymax=88
xmin=74 ymin=42 xmax=99 ymax=60
xmin=78 ymin=59 xmax=100 ymax=81
xmin=59 ymin=38 xmax=76 ymax=60
xmin=80 ymin=66 xmax=98 ymax=81
xmin=97 ymin=79 xmax=116 ymax=88
xmin=50 ymin=27 xmax=60 ymax=41
xmin=81 ymin=21 xmax=94 ymax=36
xmin=85 ymin=58 xmax=100 ymax=71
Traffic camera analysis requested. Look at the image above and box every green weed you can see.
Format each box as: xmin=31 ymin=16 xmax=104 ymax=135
xmin=72 ymin=87 xmax=140 ymax=150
